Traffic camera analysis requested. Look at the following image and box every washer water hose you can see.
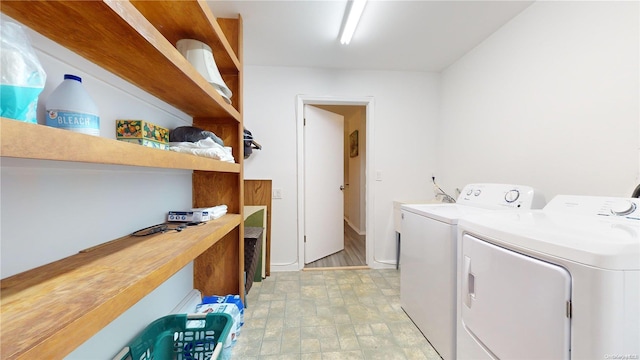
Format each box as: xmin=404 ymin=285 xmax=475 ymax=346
xmin=432 ymin=177 xmax=456 ymax=203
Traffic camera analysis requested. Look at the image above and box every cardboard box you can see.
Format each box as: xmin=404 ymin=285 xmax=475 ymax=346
xmin=115 ymin=120 xmax=169 ymax=148
xmin=119 ymin=138 xmax=169 ymax=150
xmin=167 ymin=210 xmax=211 ymax=223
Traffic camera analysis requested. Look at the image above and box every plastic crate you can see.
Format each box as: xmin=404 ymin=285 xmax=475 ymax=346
xmin=113 ymin=313 xmax=233 ymax=360
xmin=244 ymin=227 xmax=263 ymax=294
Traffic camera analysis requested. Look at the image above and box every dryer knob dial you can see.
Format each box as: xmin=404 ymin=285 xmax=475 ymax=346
xmin=610 ymin=200 xmax=637 ymax=216
xmin=505 ymin=189 xmax=520 ymax=203
xmin=474 ymin=190 xmax=481 ymax=196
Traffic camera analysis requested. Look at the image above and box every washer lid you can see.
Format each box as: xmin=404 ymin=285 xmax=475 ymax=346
xmin=459 ymin=209 xmax=640 ymax=270
xmin=401 ymin=204 xmax=487 ymax=224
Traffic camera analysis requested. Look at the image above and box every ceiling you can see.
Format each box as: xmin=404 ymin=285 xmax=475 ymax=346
xmin=207 ymin=0 xmax=535 ymax=72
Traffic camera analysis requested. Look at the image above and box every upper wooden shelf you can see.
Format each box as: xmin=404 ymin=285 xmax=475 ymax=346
xmin=0 ymin=0 xmax=241 ymax=120
xmin=0 ymin=214 xmax=242 ymax=360
xmin=131 ymin=0 xmax=241 ymax=74
xmin=1 ymin=118 xmax=241 ymax=173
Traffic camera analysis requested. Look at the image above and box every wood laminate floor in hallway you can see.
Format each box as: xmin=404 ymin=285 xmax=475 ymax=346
xmin=305 ymin=222 xmax=366 ymax=268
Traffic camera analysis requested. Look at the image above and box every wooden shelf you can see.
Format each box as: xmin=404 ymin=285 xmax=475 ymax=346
xmin=0 ymin=0 xmax=240 ymax=120
xmin=0 ymin=1 xmax=245 ymax=357
xmin=0 ymin=214 xmax=242 ymax=360
xmin=131 ymin=0 xmax=241 ymax=73
xmin=0 ymin=118 xmax=240 ymax=173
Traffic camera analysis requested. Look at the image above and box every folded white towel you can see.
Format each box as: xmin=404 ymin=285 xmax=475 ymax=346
xmin=192 ymin=204 xmax=228 ymax=219
xmin=169 ymin=138 xmax=235 ymax=163
xmin=193 ymin=205 xmax=227 ymax=212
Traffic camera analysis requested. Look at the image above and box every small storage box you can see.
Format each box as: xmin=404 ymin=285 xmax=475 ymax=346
xmin=119 ymin=138 xmax=170 ymax=150
xmin=116 ymin=120 xmax=169 ymax=150
xmin=113 ymin=313 xmax=232 ymax=360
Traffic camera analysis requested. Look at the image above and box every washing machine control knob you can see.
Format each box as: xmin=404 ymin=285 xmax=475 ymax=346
xmin=610 ymin=200 xmax=637 ymax=216
xmin=505 ymin=189 xmax=520 ymax=203
xmin=474 ymin=190 xmax=481 ymax=196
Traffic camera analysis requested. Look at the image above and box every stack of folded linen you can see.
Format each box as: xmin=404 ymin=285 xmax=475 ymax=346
xmin=192 ymin=204 xmax=228 ymax=219
xmin=169 ymin=137 xmax=235 ymax=163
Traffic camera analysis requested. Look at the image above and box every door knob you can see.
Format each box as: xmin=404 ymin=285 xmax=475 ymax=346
xmin=340 ymin=185 xmax=345 ymax=190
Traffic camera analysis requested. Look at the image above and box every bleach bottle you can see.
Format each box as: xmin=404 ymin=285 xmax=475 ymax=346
xmin=46 ymin=74 xmax=100 ymax=136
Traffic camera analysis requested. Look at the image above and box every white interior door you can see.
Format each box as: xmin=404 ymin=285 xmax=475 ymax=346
xmin=304 ymin=105 xmax=344 ymax=264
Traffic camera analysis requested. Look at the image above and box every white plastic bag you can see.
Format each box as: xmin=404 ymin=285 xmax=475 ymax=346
xmin=0 ymin=19 xmax=46 ymax=123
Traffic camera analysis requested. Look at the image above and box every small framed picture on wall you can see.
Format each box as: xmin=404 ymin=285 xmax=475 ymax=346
xmin=350 ymin=130 xmax=359 ymax=158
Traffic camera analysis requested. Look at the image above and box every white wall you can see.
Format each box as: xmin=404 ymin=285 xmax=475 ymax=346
xmin=242 ymin=66 xmax=440 ymax=269
xmin=438 ymin=1 xmax=640 ymax=200
xmin=1 ymin=16 xmax=196 ymax=358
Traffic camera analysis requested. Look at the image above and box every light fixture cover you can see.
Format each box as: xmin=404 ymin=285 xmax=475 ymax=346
xmin=340 ymin=0 xmax=367 ymax=45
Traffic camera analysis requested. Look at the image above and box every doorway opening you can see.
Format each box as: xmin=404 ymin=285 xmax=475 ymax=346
xmin=295 ymin=96 xmax=375 ymax=270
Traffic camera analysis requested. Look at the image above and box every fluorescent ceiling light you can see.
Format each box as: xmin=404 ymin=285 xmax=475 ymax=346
xmin=340 ymin=0 xmax=367 ymax=45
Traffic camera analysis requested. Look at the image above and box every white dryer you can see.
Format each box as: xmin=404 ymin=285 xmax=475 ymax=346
xmin=456 ymin=195 xmax=640 ymax=359
xmin=400 ymin=183 xmax=545 ymax=360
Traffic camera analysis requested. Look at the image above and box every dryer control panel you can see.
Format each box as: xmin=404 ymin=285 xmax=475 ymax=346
xmin=544 ymin=195 xmax=640 ymax=221
xmin=457 ymin=183 xmax=546 ymax=210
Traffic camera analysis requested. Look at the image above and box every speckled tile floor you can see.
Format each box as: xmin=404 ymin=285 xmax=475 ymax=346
xmin=230 ymin=268 xmax=442 ymax=359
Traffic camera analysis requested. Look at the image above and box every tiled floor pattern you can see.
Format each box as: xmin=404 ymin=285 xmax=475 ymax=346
xmin=231 ymin=269 xmax=442 ymax=359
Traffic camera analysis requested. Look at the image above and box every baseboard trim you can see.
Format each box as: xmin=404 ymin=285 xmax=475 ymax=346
xmin=303 ymin=265 xmax=369 ymax=271
xmin=271 ymin=263 xmax=301 ymax=272
xmin=344 ymin=218 xmax=365 ymax=236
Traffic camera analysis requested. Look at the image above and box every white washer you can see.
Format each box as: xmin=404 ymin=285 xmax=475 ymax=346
xmin=456 ymin=195 xmax=640 ymax=359
xmin=400 ymin=183 xmax=545 ymax=360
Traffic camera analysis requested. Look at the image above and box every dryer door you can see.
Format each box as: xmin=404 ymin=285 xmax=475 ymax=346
xmin=460 ymin=234 xmax=571 ymax=359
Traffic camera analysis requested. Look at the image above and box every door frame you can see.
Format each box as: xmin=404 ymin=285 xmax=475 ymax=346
xmin=296 ymin=95 xmax=375 ymax=270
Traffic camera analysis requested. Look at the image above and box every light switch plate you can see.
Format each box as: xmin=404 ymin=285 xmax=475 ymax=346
xmin=273 ymin=188 xmax=282 ymax=199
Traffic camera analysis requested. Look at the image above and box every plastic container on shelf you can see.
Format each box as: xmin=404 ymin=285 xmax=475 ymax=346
xmin=0 ymin=20 xmax=47 ymax=123
xmin=45 ymin=74 xmax=100 ymax=135
xmin=112 ymin=313 xmax=233 ymax=360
